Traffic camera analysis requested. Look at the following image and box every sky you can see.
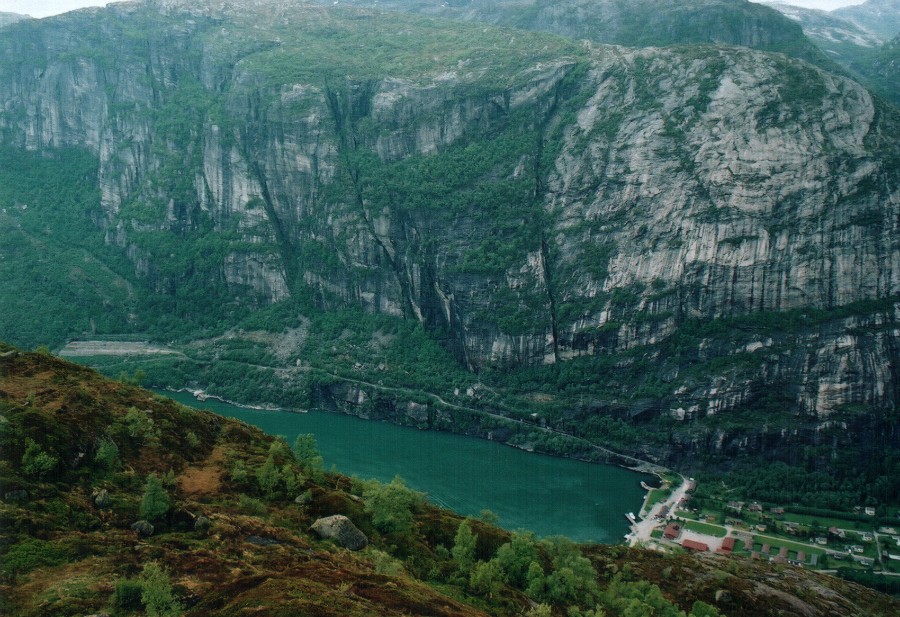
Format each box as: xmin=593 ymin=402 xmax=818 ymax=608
xmin=0 ymin=0 xmax=875 ymax=19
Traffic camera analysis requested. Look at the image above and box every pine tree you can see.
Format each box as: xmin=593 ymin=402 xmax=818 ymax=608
xmin=140 ymin=561 xmax=181 ymax=617
xmin=140 ymin=474 xmax=170 ymax=522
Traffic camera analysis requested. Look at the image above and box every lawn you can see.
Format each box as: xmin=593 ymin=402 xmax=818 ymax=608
xmin=645 ymin=488 xmax=670 ymax=510
xmin=752 ymin=536 xmax=826 ymax=556
xmin=780 ymin=511 xmax=872 ymax=532
xmin=683 ymin=520 xmax=727 ymax=537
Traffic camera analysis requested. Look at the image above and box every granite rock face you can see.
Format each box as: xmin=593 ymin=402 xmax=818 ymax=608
xmin=0 ymin=0 xmax=898 ymax=462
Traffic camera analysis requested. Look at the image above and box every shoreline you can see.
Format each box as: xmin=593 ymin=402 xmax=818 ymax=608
xmin=160 ymin=385 xmax=669 ymax=545
xmin=163 ymin=387 xmax=299 ymax=413
xmin=163 ymin=387 xmax=672 ymax=546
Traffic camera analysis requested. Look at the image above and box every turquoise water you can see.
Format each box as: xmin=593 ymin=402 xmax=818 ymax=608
xmin=163 ymin=391 xmax=649 ymax=543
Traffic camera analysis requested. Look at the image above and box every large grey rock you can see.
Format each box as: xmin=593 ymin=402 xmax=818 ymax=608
xmin=310 ymin=515 xmax=368 ymax=551
xmin=3 ymin=489 xmax=28 ymax=503
xmin=131 ymin=520 xmax=154 ymax=537
xmin=194 ymin=515 xmax=211 ymax=533
xmin=93 ymin=488 xmax=110 ymax=508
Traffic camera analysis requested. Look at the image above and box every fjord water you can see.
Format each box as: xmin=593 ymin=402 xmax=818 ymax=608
xmin=164 ymin=391 xmax=649 ymax=543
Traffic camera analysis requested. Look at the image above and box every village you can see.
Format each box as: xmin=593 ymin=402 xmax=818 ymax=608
xmin=626 ymin=475 xmax=900 ymax=578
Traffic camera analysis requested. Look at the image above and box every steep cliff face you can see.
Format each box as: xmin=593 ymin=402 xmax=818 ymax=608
xmin=0 ymin=0 xmax=898 ymax=466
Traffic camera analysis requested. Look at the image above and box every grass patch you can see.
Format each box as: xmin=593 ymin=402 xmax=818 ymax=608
xmin=753 ymin=536 xmax=826 ymax=556
xmin=645 ymin=488 xmax=670 ymax=510
xmin=682 ymin=520 xmax=727 ymax=538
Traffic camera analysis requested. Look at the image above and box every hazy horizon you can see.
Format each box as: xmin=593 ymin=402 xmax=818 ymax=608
xmin=0 ymin=0 xmax=876 ymax=20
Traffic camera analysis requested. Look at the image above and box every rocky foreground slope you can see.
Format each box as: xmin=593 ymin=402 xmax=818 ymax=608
xmin=1 ymin=345 xmax=898 ymax=616
xmin=0 ymin=0 xmax=898 ymax=475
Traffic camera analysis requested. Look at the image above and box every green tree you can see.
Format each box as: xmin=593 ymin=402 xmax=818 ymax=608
xmin=281 ymin=464 xmax=304 ymax=496
xmin=140 ymin=561 xmax=181 ymax=617
xmin=257 ymin=454 xmax=280 ymax=499
xmin=536 ymin=537 xmax=599 ymax=606
xmin=601 ymin=577 xmax=684 ymax=617
xmin=293 ymin=433 xmax=324 ymax=470
xmin=94 ymin=437 xmax=120 ymax=470
xmin=451 ymin=519 xmax=477 ymax=574
xmin=469 ymin=559 xmax=504 ymax=597
xmin=494 ymin=531 xmax=539 ymax=588
xmin=124 ymin=407 xmax=159 ymax=443
xmin=525 ymin=560 xmax=547 ymax=599
xmin=362 ymin=476 xmax=421 ymax=533
xmin=140 ymin=474 xmax=170 ymax=522
xmin=21 ymin=438 xmax=57 ymax=479
xmin=690 ymin=600 xmax=720 ymax=616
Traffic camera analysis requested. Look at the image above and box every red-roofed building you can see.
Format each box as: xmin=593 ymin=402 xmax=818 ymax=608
xmin=664 ymin=523 xmax=682 ymax=540
xmin=720 ymin=537 xmax=736 ymax=553
xmin=682 ymin=539 xmax=709 ymax=552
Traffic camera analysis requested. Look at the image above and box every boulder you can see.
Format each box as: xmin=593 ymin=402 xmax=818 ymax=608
xmin=131 ymin=520 xmax=154 ymax=537
xmin=3 ymin=489 xmax=28 ymax=503
xmin=294 ymin=491 xmax=313 ymax=505
xmin=310 ymin=515 xmax=368 ymax=551
xmin=194 ymin=515 xmax=211 ymax=533
xmin=93 ymin=488 xmax=110 ymax=508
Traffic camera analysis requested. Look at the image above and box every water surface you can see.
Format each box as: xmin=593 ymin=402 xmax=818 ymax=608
xmin=164 ymin=391 xmax=649 ymax=543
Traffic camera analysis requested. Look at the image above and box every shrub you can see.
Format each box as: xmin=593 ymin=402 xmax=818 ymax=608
xmin=0 ymin=538 xmax=68 ymax=579
xmin=21 ymin=437 xmax=58 ymax=479
xmin=257 ymin=454 xmax=280 ymax=499
xmin=237 ymin=494 xmax=267 ymax=516
xmin=366 ymin=548 xmax=406 ymax=577
xmin=113 ymin=577 xmax=144 ymax=611
xmin=229 ymin=459 xmax=250 ymax=484
xmin=185 ymin=431 xmax=200 ymax=449
xmin=494 ymin=531 xmax=539 ymax=588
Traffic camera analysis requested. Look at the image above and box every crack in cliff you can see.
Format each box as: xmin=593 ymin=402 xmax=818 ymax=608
xmin=247 ymin=158 xmax=304 ymax=297
xmin=324 ymin=81 xmax=420 ymax=320
xmin=236 ymin=91 xmax=303 ymax=297
xmin=532 ymin=68 xmax=580 ymax=364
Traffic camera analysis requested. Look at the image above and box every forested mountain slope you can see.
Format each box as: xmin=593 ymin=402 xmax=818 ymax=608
xmin=0 ymin=0 xmax=897 ymax=486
